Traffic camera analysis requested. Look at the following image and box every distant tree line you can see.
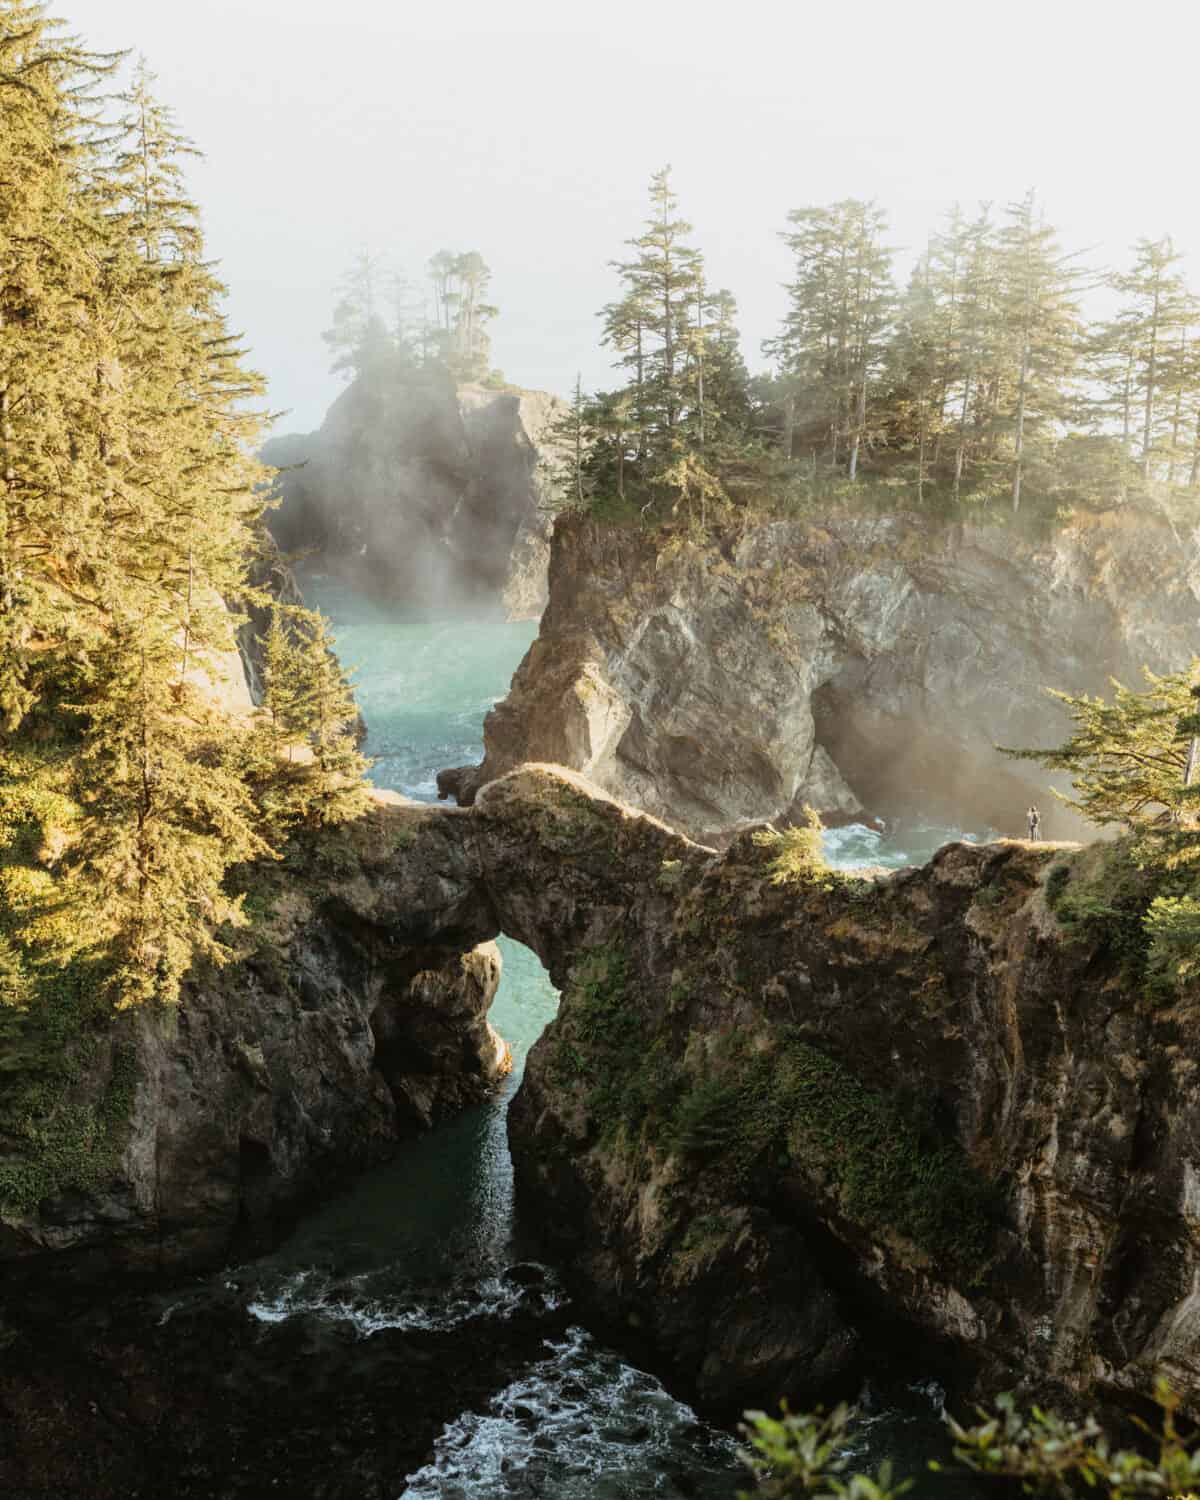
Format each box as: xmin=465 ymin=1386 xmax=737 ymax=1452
xmin=556 ymin=169 xmax=1200 ymax=527
xmin=323 ymin=247 xmax=501 ymax=386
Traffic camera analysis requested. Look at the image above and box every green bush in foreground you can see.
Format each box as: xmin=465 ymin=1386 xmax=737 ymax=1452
xmin=739 ymin=1383 xmax=1200 ymax=1499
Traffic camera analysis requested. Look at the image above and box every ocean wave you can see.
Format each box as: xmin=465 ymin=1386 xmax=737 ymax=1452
xmin=400 ymin=1325 xmax=737 ymax=1497
xmin=246 ymin=1264 xmax=565 ymax=1337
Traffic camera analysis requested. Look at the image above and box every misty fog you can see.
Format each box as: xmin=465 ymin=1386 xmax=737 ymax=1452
xmin=64 ymin=0 xmax=1200 ymax=431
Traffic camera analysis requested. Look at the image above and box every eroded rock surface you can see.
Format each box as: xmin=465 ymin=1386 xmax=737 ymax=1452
xmin=0 ymin=797 xmax=509 ymax=1279
xmin=481 ymin=770 xmax=1200 ymax=1419
xmin=468 ymin=509 xmax=1200 ymax=840
xmin=263 ymin=370 xmax=566 ymax=619
xmin=4 ymin=764 xmax=1197 ymax=1430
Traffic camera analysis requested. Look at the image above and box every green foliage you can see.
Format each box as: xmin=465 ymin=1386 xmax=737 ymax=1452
xmin=0 ymin=11 xmax=372 ymax=1036
xmin=942 ymin=1382 xmax=1200 ymax=1500
xmin=0 ymin=953 xmax=139 ymax=1210
xmin=752 ymin=808 xmax=833 ymax=889
xmin=1044 ymin=844 xmax=1163 ymax=991
xmin=738 ymin=1402 xmax=911 ymax=1500
xmin=739 ymin=1384 xmax=1200 ymax=1500
xmin=1144 ymin=895 xmax=1200 ymax=987
xmin=1002 ymin=664 xmax=1200 ymax=846
xmin=562 ymin=166 xmax=763 ymax=529
xmin=1044 ymin=863 xmax=1071 ymax=909
xmin=671 ymin=1032 xmax=997 ymax=1264
xmin=1007 ymin=665 xmax=1200 ymax=994
xmin=557 ymin=944 xmax=683 ymax=1139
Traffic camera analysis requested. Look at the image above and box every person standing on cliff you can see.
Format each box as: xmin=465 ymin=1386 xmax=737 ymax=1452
xmin=1027 ymin=805 xmax=1041 ymax=840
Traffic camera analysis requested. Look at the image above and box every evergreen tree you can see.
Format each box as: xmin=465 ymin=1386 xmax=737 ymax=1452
xmin=766 ymin=199 xmax=894 ymax=480
xmin=291 ymin=615 xmax=370 ymax=826
xmin=66 ymin=609 xmax=269 ymax=1007
xmin=886 ymin=251 xmax=944 ymax=503
xmin=1 ymin=14 xmax=371 ymax=1013
xmin=995 ymin=191 xmax=1084 ymax=512
xmin=323 ymin=249 xmax=393 ymax=379
xmin=1112 ymin=238 xmax=1197 ymax=482
xmin=617 ymin=167 xmax=704 ymax=456
xmin=1002 ymin=666 xmax=1200 ymax=841
xmin=549 ymin=374 xmax=595 ymax=511
xmin=0 ymin=3 xmax=121 ymax=728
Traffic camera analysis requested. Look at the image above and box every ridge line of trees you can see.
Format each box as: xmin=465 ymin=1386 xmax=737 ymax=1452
xmin=556 ymin=169 xmax=1200 ymax=527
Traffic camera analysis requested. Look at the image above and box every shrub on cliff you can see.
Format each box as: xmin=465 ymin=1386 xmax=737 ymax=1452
xmin=1004 ymin=665 xmax=1200 ymax=992
xmin=752 ymin=808 xmax=833 ymax=889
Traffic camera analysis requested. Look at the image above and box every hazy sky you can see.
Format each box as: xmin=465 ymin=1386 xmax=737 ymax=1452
xmin=67 ymin=0 xmax=1200 ymax=434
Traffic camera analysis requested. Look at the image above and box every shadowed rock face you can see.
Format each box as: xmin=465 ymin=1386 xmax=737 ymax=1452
xmin=0 ymin=798 xmax=510 ymax=1280
xmin=465 ymin=509 xmax=1200 ymax=842
xmin=4 ymin=766 xmax=1199 ymax=1427
xmin=262 ymin=369 xmax=565 ymax=620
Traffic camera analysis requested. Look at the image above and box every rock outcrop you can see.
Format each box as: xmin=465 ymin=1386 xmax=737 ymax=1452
xmin=0 ymin=796 xmax=510 ymax=1279
xmin=5 ymin=763 xmax=1199 ymax=1430
xmin=263 ymin=368 xmax=565 ymax=620
xmin=464 ymin=509 xmax=1200 ymax=841
xmin=476 ymin=770 xmax=1200 ymax=1422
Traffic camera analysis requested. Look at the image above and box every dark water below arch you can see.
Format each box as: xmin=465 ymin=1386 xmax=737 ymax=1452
xmin=237 ymin=573 xmax=987 ymax=1498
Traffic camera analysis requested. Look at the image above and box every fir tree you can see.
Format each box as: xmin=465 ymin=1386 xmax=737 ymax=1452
xmin=995 ymin=191 xmax=1084 ymax=512
xmin=323 ymin=250 xmax=393 ymax=380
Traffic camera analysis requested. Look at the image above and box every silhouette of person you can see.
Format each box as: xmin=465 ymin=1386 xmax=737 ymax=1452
xmin=1027 ymin=805 xmax=1041 ymax=841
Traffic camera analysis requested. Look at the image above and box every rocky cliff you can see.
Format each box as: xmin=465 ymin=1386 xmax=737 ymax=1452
xmin=263 ymin=368 xmax=566 ymax=620
xmin=0 ymin=796 xmax=509 ymax=1279
xmin=464 ymin=508 xmax=1200 ymax=841
xmin=6 ymin=763 xmax=1198 ymax=1429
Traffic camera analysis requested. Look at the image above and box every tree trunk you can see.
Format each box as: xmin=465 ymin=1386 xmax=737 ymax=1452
xmin=954 ymin=375 xmax=973 ymax=501
xmin=1142 ymin=286 xmax=1161 ymax=480
xmin=782 ymin=392 xmax=795 ymax=460
xmin=1011 ymin=336 xmax=1030 ymax=513
xmin=848 ymin=373 xmax=866 ymax=481
xmin=696 ymin=287 xmax=705 ymax=452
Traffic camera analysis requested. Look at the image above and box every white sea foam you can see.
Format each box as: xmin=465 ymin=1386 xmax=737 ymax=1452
xmin=246 ymin=1266 xmax=565 ymax=1337
xmin=400 ymin=1326 xmax=735 ymax=1497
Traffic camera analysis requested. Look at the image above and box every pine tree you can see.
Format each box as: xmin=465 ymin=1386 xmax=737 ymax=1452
xmin=0 ymin=3 xmax=121 ymax=728
xmin=887 ymin=251 xmax=944 ymax=503
xmin=619 ymin=167 xmax=704 ymax=457
xmin=0 ymin=16 xmax=370 ymax=1014
xmin=996 ymin=192 xmax=1084 ymax=512
xmin=258 ymin=607 xmax=310 ymax=758
xmin=1002 ymin=665 xmax=1200 ymax=837
xmin=291 ymin=615 xmax=370 ymax=826
xmin=1113 ymin=238 xmax=1196 ymax=482
xmin=66 ymin=608 xmax=269 ymax=1008
xmin=600 ymin=280 xmax=652 ymax=460
xmin=550 ymin=374 xmax=595 ymax=511
xmin=323 ymin=250 xmax=393 ymax=380
xmin=766 ymin=199 xmax=894 ymax=479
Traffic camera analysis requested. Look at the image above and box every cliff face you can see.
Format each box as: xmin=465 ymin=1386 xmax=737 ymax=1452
xmin=6 ymin=764 xmax=1199 ymax=1429
xmin=263 ymin=369 xmax=565 ymax=620
xmin=483 ymin=770 xmax=1200 ymax=1421
xmin=469 ymin=509 xmax=1200 ymax=841
xmin=0 ymin=796 xmax=509 ymax=1279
